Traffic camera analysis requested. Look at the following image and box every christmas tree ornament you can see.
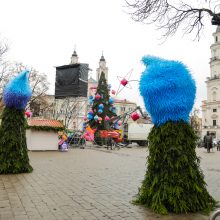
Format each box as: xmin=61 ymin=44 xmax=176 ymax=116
xmin=99 ymin=103 xmax=104 ymax=109
xmin=95 ymin=93 xmax=101 ymax=100
xmin=105 ymin=116 xmax=110 ymax=121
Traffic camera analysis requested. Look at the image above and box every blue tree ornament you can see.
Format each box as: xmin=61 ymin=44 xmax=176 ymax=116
xmin=94 ymin=115 xmax=99 ymax=121
xmin=98 ymin=109 xmax=103 ymax=114
xmin=3 ymin=70 xmax=32 ymax=110
xmin=99 ymin=103 xmax=104 ymax=109
xmin=109 ymin=97 xmax=114 ymax=104
xmin=139 ymin=55 xmax=196 ymax=125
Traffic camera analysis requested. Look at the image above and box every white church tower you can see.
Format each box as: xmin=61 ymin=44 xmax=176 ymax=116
xmin=70 ymin=50 xmax=79 ymax=64
xmin=202 ymin=26 xmax=220 ymax=138
xmin=96 ymin=53 xmax=108 ymax=82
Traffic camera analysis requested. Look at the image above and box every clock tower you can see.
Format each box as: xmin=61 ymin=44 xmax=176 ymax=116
xmin=202 ymin=25 xmax=220 ymax=138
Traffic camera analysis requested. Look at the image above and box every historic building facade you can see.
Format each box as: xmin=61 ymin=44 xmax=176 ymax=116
xmin=31 ymin=51 xmax=140 ymax=130
xmin=202 ymin=26 xmax=220 ymax=138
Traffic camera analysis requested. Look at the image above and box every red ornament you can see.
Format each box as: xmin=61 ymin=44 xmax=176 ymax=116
xmin=131 ymin=112 xmax=140 ymax=121
xmin=25 ymin=111 xmax=32 ymax=118
xmin=95 ymin=93 xmax=101 ymax=100
xmin=111 ymin=90 xmax=116 ymax=95
xmin=105 ymin=116 xmax=110 ymax=121
xmin=121 ymin=78 xmax=128 ymax=86
xmin=84 ymin=116 xmax=87 ymax=121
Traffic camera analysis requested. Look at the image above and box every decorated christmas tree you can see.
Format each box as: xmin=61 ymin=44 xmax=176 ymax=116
xmin=0 ymin=70 xmax=33 ymax=174
xmin=135 ymin=56 xmax=216 ymax=214
xmin=87 ymin=72 xmax=117 ymax=144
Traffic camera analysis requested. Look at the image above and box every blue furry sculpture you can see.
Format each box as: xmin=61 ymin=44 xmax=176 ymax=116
xmin=140 ymin=56 xmax=196 ymax=125
xmin=0 ymin=70 xmax=33 ymax=174
xmin=134 ymin=55 xmax=215 ymax=214
xmin=3 ymin=70 xmax=32 ymax=110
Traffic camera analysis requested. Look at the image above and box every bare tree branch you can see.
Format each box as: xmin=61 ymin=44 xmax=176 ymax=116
xmin=125 ymin=0 xmax=220 ymax=40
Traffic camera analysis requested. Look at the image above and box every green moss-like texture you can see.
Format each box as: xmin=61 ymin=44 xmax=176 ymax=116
xmin=0 ymin=107 xmax=33 ymax=174
xmin=134 ymin=121 xmax=216 ymax=214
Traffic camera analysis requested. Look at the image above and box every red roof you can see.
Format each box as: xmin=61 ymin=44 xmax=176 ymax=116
xmin=27 ymin=119 xmax=64 ymax=128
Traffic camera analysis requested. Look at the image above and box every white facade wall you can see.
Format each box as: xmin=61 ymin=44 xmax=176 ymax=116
xmin=26 ymin=130 xmax=59 ymax=150
xmin=114 ymin=102 xmax=137 ymax=116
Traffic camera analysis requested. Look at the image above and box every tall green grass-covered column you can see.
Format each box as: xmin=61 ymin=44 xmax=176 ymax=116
xmin=137 ymin=56 xmax=216 ymax=214
xmin=135 ymin=121 xmax=215 ymax=214
xmin=0 ymin=107 xmax=32 ymax=173
xmin=0 ymin=70 xmax=32 ymax=174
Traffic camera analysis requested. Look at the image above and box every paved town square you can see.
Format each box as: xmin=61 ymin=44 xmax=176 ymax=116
xmin=0 ymin=146 xmax=220 ymax=220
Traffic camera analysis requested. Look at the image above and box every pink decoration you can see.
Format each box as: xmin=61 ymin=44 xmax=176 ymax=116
xmin=118 ymin=121 xmax=122 ymax=126
xmin=131 ymin=112 xmax=140 ymax=121
xmin=98 ymin=117 xmax=102 ymax=121
xmin=105 ymin=116 xmax=110 ymax=121
xmin=121 ymin=78 xmax=128 ymax=86
xmin=84 ymin=116 xmax=87 ymax=121
xmin=25 ymin=111 xmax=32 ymax=118
xmin=111 ymin=90 xmax=116 ymax=95
xmin=83 ymin=131 xmax=94 ymax=142
xmin=95 ymin=93 xmax=101 ymax=100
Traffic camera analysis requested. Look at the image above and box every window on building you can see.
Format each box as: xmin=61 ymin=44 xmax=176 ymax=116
xmin=216 ymin=36 xmax=218 ymax=42
xmin=129 ymin=107 xmax=133 ymax=111
xmin=121 ymin=107 xmax=126 ymax=112
xmin=213 ymin=108 xmax=217 ymax=112
xmin=213 ymin=120 xmax=217 ymax=126
xmin=213 ymin=91 xmax=217 ymax=101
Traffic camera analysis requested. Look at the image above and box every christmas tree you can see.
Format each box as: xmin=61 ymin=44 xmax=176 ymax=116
xmin=88 ymin=72 xmax=117 ymax=144
xmin=0 ymin=71 xmax=33 ymax=174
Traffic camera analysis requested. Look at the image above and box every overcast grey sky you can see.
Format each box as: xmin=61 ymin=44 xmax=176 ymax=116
xmin=0 ymin=0 xmax=217 ymax=112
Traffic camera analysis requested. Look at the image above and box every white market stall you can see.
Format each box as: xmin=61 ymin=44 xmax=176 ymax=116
xmin=26 ymin=119 xmax=64 ymax=151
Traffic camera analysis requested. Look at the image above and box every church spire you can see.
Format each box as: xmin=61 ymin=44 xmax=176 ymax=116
xmin=70 ymin=47 xmax=79 ymax=64
xmin=100 ymin=51 xmax=105 ymax=62
xmin=96 ymin=52 xmax=108 ymax=82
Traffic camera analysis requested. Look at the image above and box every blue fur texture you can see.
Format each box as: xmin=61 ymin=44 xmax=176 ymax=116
xmin=3 ymin=70 xmax=32 ymax=110
xmin=139 ymin=55 xmax=196 ymax=125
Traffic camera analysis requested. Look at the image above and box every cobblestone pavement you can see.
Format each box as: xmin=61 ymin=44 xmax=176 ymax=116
xmin=0 ymin=146 xmax=220 ymax=220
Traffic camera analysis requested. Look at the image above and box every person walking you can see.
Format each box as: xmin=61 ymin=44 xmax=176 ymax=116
xmin=204 ymin=132 xmax=213 ymax=153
